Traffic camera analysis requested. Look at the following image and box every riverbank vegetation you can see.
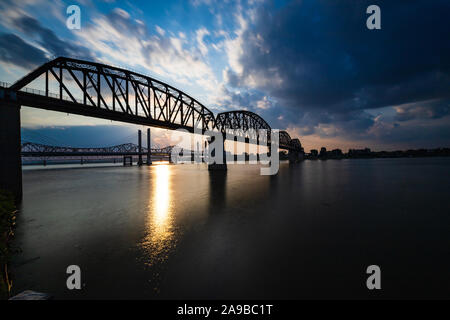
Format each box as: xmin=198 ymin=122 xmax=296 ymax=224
xmin=0 ymin=190 xmax=16 ymax=299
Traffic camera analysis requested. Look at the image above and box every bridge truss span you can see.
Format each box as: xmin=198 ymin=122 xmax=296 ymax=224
xmin=10 ymin=57 xmax=216 ymax=132
xmin=215 ymin=111 xmax=302 ymax=151
xmin=6 ymin=57 xmax=303 ymax=151
xmin=279 ymin=130 xmax=303 ymax=151
xmin=215 ymin=110 xmax=271 ymax=143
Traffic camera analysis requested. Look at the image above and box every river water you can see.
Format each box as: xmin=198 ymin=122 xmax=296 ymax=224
xmin=11 ymin=158 xmax=450 ymax=299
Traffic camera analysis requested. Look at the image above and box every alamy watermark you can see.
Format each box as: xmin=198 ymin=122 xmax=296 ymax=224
xmin=366 ymin=5 xmax=381 ymax=30
xmin=366 ymin=265 xmax=381 ymax=290
xmin=66 ymin=265 xmax=82 ymax=290
xmin=66 ymin=5 xmax=81 ymax=30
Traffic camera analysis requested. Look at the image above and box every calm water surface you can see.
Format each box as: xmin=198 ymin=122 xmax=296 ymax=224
xmin=12 ymin=158 xmax=450 ymax=299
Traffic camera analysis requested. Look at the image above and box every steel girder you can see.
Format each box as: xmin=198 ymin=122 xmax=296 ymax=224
xmin=279 ymin=130 xmax=292 ymax=146
xmin=215 ymin=110 xmax=272 ymax=144
xmin=279 ymin=130 xmax=303 ymax=151
xmin=7 ymin=57 xmax=304 ymax=151
xmin=215 ymin=112 xmax=302 ymax=151
xmin=11 ymin=57 xmax=216 ymax=132
xmin=215 ymin=110 xmax=271 ymax=132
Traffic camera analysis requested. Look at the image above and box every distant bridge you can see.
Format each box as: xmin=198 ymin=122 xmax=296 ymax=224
xmin=21 ymin=140 xmax=176 ymax=166
xmin=21 ymin=141 xmax=174 ymax=157
xmin=1 ymin=56 xmax=304 ymax=200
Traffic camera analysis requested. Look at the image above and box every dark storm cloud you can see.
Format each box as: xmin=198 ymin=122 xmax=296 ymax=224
xmin=231 ymin=0 xmax=450 ymax=136
xmin=370 ymin=119 xmax=450 ymax=149
xmin=219 ymin=83 xmax=295 ymax=128
xmin=0 ymin=33 xmax=47 ymax=68
xmin=12 ymin=16 xmax=94 ymax=60
xmin=224 ymin=68 xmax=241 ymax=88
xmin=395 ymin=99 xmax=450 ymax=122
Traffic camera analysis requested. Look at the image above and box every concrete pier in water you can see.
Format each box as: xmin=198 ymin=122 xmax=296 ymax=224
xmin=0 ymin=98 xmax=22 ymax=201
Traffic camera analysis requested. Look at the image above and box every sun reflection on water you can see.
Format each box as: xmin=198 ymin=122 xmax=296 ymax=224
xmin=141 ymin=163 xmax=176 ymax=266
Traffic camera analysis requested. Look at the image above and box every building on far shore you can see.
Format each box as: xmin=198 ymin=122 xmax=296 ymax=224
xmin=348 ymin=148 xmax=371 ymax=158
xmin=304 ymin=146 xmax=450 ymax=160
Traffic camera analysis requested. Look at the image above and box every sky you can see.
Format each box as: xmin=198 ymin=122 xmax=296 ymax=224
xmin=0 ymin=0 xmax=449 ymax=151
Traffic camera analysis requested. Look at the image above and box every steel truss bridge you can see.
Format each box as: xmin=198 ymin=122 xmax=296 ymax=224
xmin=21 ymin=141 xmax=174 ymax=157
xmin=1 ymin=56 xmax=304 ymax=199
xmin=2 ymin=56 xmax=302 ymax=151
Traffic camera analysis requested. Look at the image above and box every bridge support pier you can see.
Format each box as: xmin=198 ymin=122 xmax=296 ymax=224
xmin=138 ymin=130 xmax=143 ymax=166
xmin=208 ymin=133 xmax=227 ymax=171
xmin=146 ymin=128 xmax=152 ymax=165
xmin=233 ymin=136 xmax=238 ymax=162
xmin=288 ymin=150 xmax=304 ymax=163
xmin=244 ymin=137 xmax=250 ymax=163
xmin=123 ymin=155 xmax=132 ymax=166
xmin=195 ymin=141 xmax=200 ymax=164
xmin=0 ymin=100 xmax=22 ymax=202
xmin=204 ymin=141 xmax=208 ymax=164
xmin=256 ymin=135 xmax=260 ymax=163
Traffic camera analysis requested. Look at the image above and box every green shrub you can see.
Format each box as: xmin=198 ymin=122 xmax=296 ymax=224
xmin=0 ymin=190 xmax=16 ymax=299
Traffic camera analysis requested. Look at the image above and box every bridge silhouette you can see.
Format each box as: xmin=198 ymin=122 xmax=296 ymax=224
xmin=21 ymin=140 xmax=175 ymax=165
xmin=0 ymin=57 xmax=304 ymax=200
xmin=21 ymin=141 xmax=174 ymax=157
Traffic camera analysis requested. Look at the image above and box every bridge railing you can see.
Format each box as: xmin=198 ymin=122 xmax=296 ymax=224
xmin=1 ymin=82 xmax=81 ymax=104
xmin=20 ymin=87 xmax=83 ymax=104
